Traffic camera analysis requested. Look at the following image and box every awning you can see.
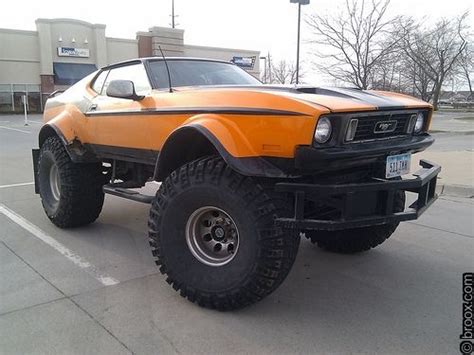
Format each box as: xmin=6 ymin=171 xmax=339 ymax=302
xmin=53 ymin=63 xmax=97 ymax=85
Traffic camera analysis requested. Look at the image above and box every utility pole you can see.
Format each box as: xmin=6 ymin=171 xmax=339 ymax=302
xmin=290 ymin=0 xmax=310 ymax=85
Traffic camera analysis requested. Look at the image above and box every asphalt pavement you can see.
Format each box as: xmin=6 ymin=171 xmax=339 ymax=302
xmin=430 ymin=111 xmax=474 ymax=133
xmin=0 ymin=114 xmax=473 ymax=354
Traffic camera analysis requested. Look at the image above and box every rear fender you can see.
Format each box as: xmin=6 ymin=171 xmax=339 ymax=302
xmin=38 ymin=111 xmax=98 ymax=163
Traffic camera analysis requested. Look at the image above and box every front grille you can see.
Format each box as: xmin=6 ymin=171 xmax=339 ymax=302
xmin=351 ymin=112 xmax=412 ymax=142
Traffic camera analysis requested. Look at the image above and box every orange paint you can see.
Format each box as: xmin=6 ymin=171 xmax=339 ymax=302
xmin=42 ymin=76 xmax=433 ymax=159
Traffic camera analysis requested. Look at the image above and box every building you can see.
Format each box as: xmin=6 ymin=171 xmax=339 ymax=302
xmin=0 ymin=18 xmax=260 ymax=113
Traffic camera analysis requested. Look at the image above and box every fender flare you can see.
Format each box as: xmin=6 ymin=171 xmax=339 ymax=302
xmin=153 ymin=123 xmax=288 ymax=181
xmin=38 ymin=124 xmax=99 ymax=163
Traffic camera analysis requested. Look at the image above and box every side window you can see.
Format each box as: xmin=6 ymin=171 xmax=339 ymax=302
xmin=102 ymin=63 xmax=151 ymax=96
xmin=91 ymin=70 xmax=109 ymax=94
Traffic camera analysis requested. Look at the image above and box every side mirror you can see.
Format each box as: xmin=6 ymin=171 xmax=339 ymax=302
xmin=106 ymin=80 xmax=144 ymax=100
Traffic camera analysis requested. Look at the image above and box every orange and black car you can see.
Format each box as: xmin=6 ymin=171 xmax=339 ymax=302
xmin=33 ymin=57 xmax=440 ymax=310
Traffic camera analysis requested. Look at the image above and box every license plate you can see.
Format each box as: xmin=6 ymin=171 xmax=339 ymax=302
xmin=386 ymin=153 xmax=411 ymax=178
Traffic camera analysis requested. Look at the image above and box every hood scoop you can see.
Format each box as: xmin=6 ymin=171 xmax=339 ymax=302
xmin=296 ymin=87 xmax=359 ymax=99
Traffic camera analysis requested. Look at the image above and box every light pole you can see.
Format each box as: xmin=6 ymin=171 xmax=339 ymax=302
xmin=290 ymin=0 xmax=310 ymax=85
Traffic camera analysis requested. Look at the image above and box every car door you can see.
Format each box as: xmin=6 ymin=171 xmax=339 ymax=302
xmin=85 ymin=62 xmax=156 ymax=164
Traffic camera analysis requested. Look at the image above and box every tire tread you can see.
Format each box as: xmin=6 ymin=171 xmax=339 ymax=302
xmin=38 ymin=136 xmax=105 ymax=228
xmin=148 ymin=156 xmax=299 ymax=311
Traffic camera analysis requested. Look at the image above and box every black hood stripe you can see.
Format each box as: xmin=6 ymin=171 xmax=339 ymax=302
xmin=316 ymin=87 xmax=407 ymax=110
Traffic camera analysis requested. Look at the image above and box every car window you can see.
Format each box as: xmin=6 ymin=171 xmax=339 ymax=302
xmin=91 ymin=70 xmax=109 ymax=94
xmin=102 ymin=63 xmax=151 ymax=96
xmin=148 ymin=60 xmax=261 ymax=89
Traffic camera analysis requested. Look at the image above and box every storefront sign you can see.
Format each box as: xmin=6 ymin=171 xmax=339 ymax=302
xmin=231 ymin=56 xmax=256 ymax=69
xmin=57 ymin=47 xmax=90 ymax=58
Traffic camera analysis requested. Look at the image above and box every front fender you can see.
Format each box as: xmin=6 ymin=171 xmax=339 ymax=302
xmin=154 ymin=114 xmax=291 ymax=180
xmin=183 ymin=114 xmax=257 ymax=158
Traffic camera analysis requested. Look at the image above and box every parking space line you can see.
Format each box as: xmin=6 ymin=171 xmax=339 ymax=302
xmin=0 ymin=126 xmax=30 ymax=134
xmin=0 ymin=182 xmax=35 ymax=189
xmin=0 ymin=203 xmax=119 ymax=286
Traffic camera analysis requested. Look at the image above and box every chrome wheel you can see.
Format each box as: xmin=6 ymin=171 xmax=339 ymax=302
xmin=185 ymin=206 xmax=240 ymax=266
xmin=49 ymin=163 xmax=61 ymax=201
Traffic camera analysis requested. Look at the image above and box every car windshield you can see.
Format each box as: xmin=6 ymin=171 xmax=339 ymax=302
xmin=148 ymin=59 xmax=261 ymax=89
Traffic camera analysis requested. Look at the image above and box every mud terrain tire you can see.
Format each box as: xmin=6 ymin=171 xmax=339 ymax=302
xmin=148 ymin=156 xmax=300 ymax=311
xmin=38 ymin=136 xmax=105 ymax=228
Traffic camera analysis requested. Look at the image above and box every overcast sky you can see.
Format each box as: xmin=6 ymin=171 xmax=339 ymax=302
xmin=2 ymin=0 xmax=473 ymax=85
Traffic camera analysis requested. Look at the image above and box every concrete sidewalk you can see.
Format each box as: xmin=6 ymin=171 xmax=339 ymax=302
xmin=415 ymin=149 xmax=473 ymax=187
xmin=423 ymin=112 xmax=473 ymax=196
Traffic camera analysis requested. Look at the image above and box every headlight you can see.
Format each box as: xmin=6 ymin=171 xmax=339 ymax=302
xmin=414 ymin=112 xmax=424 ymax=133
xmin=314 ymin=117 xmax=332 ymax=144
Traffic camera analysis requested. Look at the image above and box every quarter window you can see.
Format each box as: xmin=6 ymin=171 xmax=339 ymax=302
xmin=91 ymin=70 xmax=109 ymax=94
xmin=102 ymin=63 xmax=151 ymax=96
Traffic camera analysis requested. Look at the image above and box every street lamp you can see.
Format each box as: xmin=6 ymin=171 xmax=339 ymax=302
xmin=290 ymin=0 xmax=310 ymax=85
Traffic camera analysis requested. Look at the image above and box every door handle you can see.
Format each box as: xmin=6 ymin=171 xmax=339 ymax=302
xmin=89 ymin=104 xmax=98 ymax=111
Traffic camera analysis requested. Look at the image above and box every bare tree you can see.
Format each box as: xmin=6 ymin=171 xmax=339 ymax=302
xmin=408 ymin=62 xmax=434 ymax=102
xmin=269 ymin=60 xmax=301 ymax=84
xmin=457 ymin=44 xmax=473 ymax=97
xmin=370 ymin=50 xmax=402 ymax=91
xmin=399 ymin=13 xmax=469 ymax=109
xmin=306 ymin=0 xmax=401 ymax=89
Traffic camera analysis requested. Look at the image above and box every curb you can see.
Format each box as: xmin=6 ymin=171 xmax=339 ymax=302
xmin=436 ymin=184 xmax=474 ymax=198
xmin=429 ymin=130 xmax=474 ymax=135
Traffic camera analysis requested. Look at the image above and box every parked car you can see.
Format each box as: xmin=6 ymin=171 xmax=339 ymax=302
xmin=32 ymin=57 xmax=440 ymax=310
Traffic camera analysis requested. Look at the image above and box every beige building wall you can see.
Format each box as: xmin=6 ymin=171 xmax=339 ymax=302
xmin=35 ymin=18 xmax=103 ymax=68
xmin=0 ymin=29 xmax=41 ymax=84
xmin=106 ymin=38 xmax=139 ymax=65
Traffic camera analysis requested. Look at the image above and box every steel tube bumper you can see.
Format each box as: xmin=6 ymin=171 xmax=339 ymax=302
xmin=275 ymin=159 xmax=441 ymax=231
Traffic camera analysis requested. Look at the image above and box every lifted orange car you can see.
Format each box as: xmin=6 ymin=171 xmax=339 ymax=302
xmin=33 ymin=57 xmax=440 ymax=310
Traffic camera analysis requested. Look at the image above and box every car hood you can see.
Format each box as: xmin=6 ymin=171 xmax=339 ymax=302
xmin=181 ymin=85 xmax=431 ymax=113
xmin=271 ymin=86 xmax=431 ymax=112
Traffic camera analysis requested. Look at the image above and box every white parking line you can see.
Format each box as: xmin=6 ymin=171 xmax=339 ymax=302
xmin=0 ymin=182 xmax=35 ymax=189
xmin=0 ymin=203 xmax=119 ymax=286
xmin=0 ymin=125 xmax=30 ymax=134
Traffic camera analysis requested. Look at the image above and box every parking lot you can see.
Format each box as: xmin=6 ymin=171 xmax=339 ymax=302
xmin=1 ymin=114 xmax=473 ymax=354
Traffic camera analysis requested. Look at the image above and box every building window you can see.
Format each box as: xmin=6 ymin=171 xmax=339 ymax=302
xmin=0 ymin=84 xmax=13 ymax=113
xmin=27 ymin=85 xmax=42 ymax=113
xmin=0 ymin=84 xmax=42 ymax=113
xmin=13 ymin=84 xmax=26 ymax=113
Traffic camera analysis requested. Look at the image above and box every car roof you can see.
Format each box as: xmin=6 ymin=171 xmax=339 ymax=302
xmin=101 ymin=57 xmax=234 ymax=70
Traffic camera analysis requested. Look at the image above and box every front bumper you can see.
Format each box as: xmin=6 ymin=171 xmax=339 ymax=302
xmin=275 ymin=159 xmax=440 ymax=231
xmin=295 ymin=134 xmax=434 ymax=173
